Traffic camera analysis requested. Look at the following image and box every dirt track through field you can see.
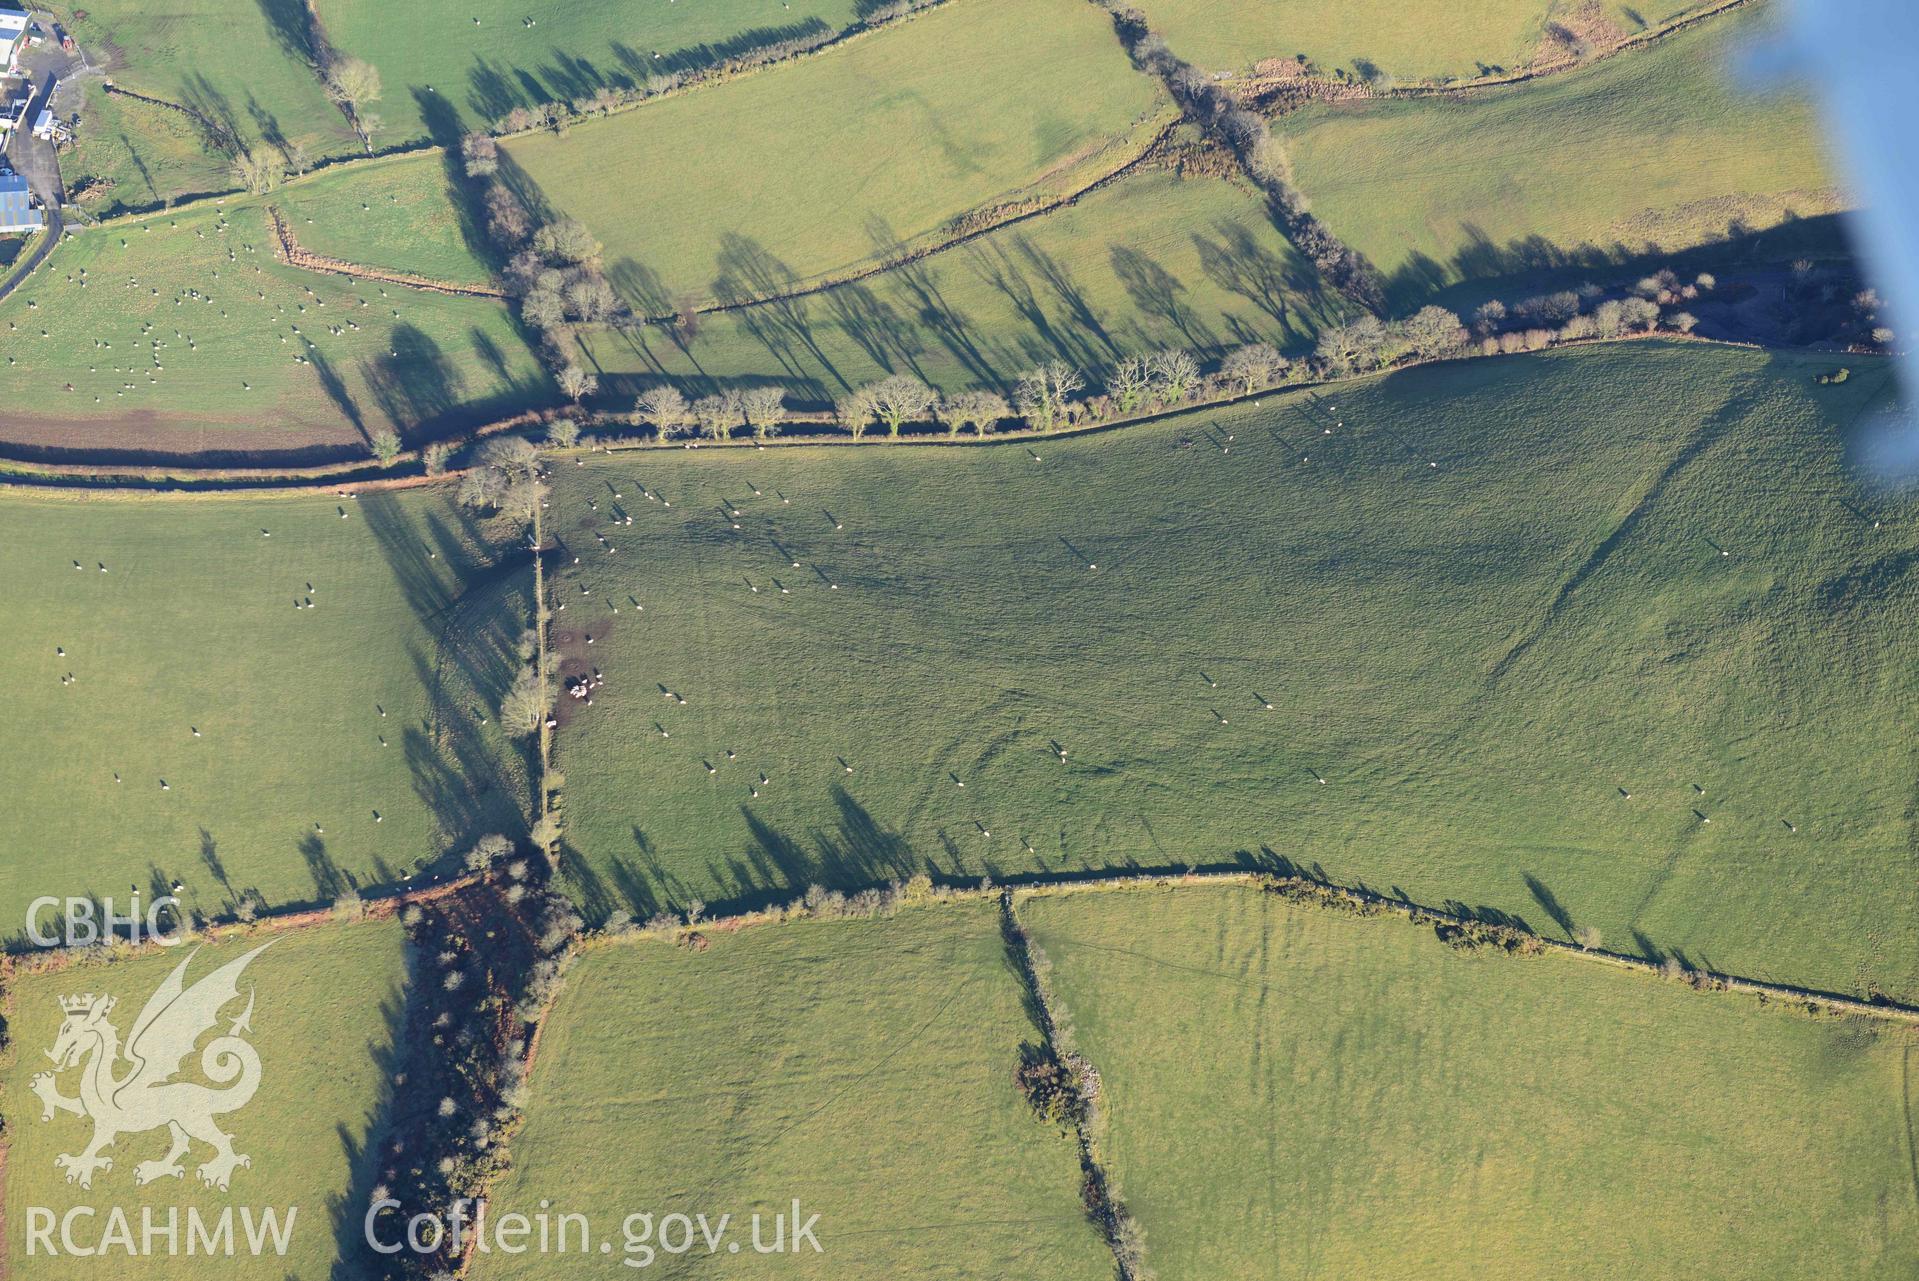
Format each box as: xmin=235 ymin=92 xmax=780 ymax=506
xmin=264 ymin=205 xmax=507 ymax=298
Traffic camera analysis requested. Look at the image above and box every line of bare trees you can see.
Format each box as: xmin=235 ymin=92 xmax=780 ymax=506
xmin=462 ymin=133 xmax=615 ymax=402
xmin=625 ymin=335 xmax=1335 ymax=442
xmin=607 ymin=271 xmax=1717 ymax=445
xmin=1090 ymin=0 xmax=1385 ymax=312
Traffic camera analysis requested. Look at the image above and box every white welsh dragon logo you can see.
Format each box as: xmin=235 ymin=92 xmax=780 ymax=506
xmin=30 ymin=942 xmax=272 ymax=1191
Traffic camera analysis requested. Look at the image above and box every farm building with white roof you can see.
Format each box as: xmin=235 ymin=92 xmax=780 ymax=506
xmin=0 ymin=7 xmax=29 ymax=72
xmin=0 ymin=168 xmax=43 ymax=233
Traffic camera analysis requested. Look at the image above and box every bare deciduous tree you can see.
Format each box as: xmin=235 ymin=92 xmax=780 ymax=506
xmin=1147 ymin=349 xmax=1200 ymax=403
xmin=1014 ymin=362 xmax=1083 ymax=433
xmin=533 ymin=220 xmax=602 ymax=265
xmin=1219 ymin=343 xmax=1288 ymax=395
xmin=564 ymin=274 xmax=619 ymax=322
xmin=637 ymin=386 xmax=690 ymax=438
xmin=867 ymin=374 xmax=939 ymax=437
xmin=836 ymin=389 xmax=876 ymax=440
xmin=369 ymin=429 xmax=402 ymax=465
xmin=940 ymin=389 xmax=1010 ymax=438
xmin=324 ymin=58 xmax=383 ymax=150
xmin=1315 ymin=315 xmax=1388 ymax=376
xmin=500 ymin=664 xmax=550 ymax=737
xmin=230 ymin=151 xmax=276 ymax=195
xmin=521 ymin=288 xmax=565 ymax=329
xmin=1620 ymin=297 xmax=1661 ymax=330
xmin=739 ymin=385 xmax=787 ymax=440
xmin=484 ymin=185 xmax=531 ymax=245
xmin=693 ymin=391 xmax=742 ymax=441
xmin=458 ymin=436 xmax=546 ymax=524
xmin=1401 ymin=305 xmax=1468 ymax=358
xmin=461 ymin=133 xmax=500 ymax=178
xmin=1105 ymin=356 xmax=1151 ymax=414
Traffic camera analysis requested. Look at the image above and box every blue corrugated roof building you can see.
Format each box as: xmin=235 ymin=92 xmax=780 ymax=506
xmin=0 ymin=168 xmax=44 ymax=233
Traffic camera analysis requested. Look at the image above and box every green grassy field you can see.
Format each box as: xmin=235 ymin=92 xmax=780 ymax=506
xmin=315 ymin=0 xmax=870 ymax=145
xmin=1019 ymin=884 xmax=1919 ymax=1279
xmin=1137 ymin=0 xmax=1705 ymax=79
xmin=3 ymin=919 xmax=409 ymax=1278
xmin=53 ymin=0 xmax=356 ymax=211
xmin=0 ymin=486 xmax=531 ymax=933
xmin=274 ymin=157 xmax=499 ymax=291
xmin=576 ymin=168 xmax=1346 ymax=401
xmin=0 ymin=201 xmax=547 ymax=454
xmin=498 ymin=0 xmax=1170 ymax=308
xmin=60 ymin=79 xmax=235 ymax=217
xmin=475 ymin=903 xmax=1111 ymax=1279
xmin=547 ymin=342 xmax=1918 ymax=1002
xmin=1284 ymin=6 xmax=1837 ymax=306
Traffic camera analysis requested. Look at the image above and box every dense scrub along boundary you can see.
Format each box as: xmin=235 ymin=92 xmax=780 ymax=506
xmin=1083 ymin=0 xmax=1386 ymax=309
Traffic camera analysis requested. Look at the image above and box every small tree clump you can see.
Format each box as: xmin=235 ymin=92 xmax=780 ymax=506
xmin=532 ymin=219 xmax=602 ymax=265
xmin=693 ymin=391 xmax=742 ymax=441
xmin=940 ymin=389 xmax=1010 ymax=437
xmin=461 ymin=133 xmax=500 ymax=178
xmin=500 ymin=664 xmax=549 ymax=736
xmin=369 ymin=429 xmax=402 ymax=465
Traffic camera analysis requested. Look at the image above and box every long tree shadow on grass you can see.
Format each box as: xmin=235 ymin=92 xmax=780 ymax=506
xmin=361 ymin=490 xmax=538 ymax=873
xmin=361 ymin=324 xmax=464 ymax=441
xmin=255 ymin=0 xmax=321 ymax=67
xmin=326 ymin=981 xmax=408 ymax=1281
xmin=1382 ymin=212 xmax=1855 ymax=315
